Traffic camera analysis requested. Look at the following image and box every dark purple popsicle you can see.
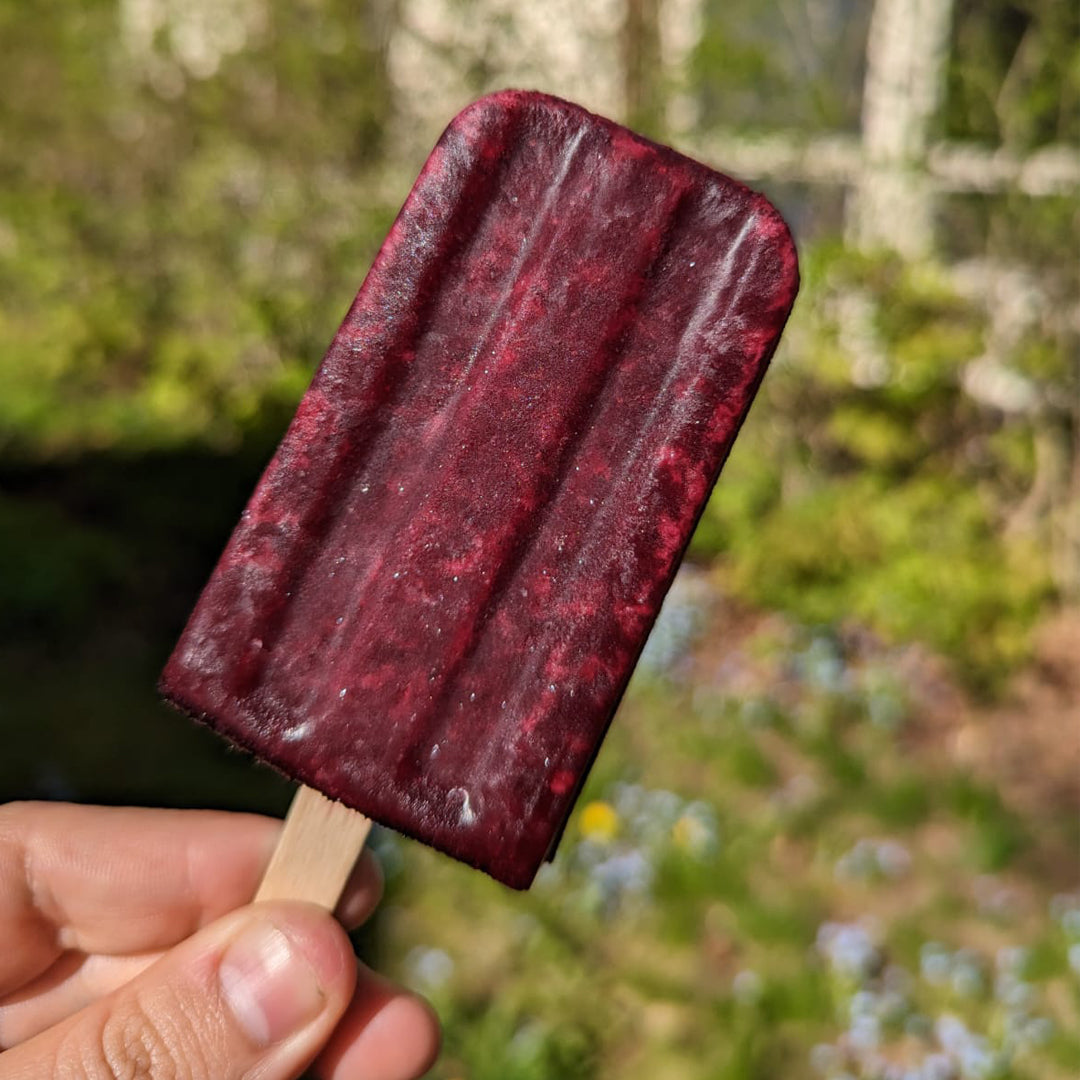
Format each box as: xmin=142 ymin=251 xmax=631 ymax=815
xmin=160 ymin=90 xmax=798 ymax=889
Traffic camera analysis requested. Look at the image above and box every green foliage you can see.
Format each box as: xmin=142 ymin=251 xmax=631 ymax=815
xmin=721 ymin=731 xmax=778 ymax=787
xmin=867 ymin=775 xmax=933 ymax=827
xmin=693 ymin=1 xmax=869 ymax=132
xmin=692 ymin=245 xmax=1055 ymax=690
xmin=0 ymin=0 xmax=396 ymax=456
xmin=438 ymin=1002 xmax=601 ymax=1080
xmin=942 ymin=3 xmax=1080 ymax=280
xmin=0 ymin=494 xmax=124 ymax=635
xmin=944 ymin=774 xmax=1028 ymax=870
xmin=946 ymin=0 xmax=1080 ymax=148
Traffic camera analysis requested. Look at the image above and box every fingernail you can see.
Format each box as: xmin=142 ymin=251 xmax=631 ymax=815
xmin=219 ymin=921 xmax=325 ymax=1046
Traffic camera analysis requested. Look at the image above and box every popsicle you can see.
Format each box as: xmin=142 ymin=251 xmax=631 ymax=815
xmin=160 ymin=90 xmax=798 ymax=891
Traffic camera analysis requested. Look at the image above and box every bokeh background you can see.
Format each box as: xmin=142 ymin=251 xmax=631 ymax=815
xmin=1 ymin=1 xmax=1078 ymax=1078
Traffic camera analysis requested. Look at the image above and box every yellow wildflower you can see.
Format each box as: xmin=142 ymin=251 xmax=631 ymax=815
xmin=672 ymin=812 xmax=709 ymax=854
xmin=579 ymin=800 xmax=619 ymax=843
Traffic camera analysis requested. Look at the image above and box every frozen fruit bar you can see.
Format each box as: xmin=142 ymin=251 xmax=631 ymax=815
xmin=160 ymin=90 xmax=798 ymax=888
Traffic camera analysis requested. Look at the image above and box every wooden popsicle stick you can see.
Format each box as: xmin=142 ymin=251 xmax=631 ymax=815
xmin=255 ymin=784 xmax=373 ymax=909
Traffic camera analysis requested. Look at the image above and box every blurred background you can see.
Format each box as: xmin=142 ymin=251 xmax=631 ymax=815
xmin=1 ymin=1 xmax=1077 ymax=1077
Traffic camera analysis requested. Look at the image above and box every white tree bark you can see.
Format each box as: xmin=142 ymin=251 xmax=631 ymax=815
xmin=386 ymin=0 xmax=625 ymax=158
xmin=848 ymin=0 xmax=955 ymax=256
xmin=659 ymin=0 xmax=705 ymax=135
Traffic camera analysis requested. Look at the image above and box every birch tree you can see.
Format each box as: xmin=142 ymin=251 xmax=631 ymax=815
xmin=848 ymin=0 xmax=956 ymax=256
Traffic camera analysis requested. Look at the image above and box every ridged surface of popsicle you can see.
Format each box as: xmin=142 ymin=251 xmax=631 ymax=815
xmin=160 ymin=91 xmax=799 ymax=888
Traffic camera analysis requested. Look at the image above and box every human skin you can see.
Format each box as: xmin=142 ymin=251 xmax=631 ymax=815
xmin=0 ymin=802 xmax=440 ymax=1080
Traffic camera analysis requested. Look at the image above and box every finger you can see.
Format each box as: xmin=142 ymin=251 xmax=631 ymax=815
xmin=334 ymin=851 xmax=384 ymax=930
xmin=0 ymin=802 xmax=382 ymax=991
xmin=314 ymin=968 xmax=440 ymax=1080
xmin=0 ymin=802 xmax=277 ymax=992
xmin=0 ymin=951 xmax=161 ymax=1048
xmin=0 ymin=902 xmax=356 ymax=1080
xmin=0 ymin=853 xmax=382 ymax=1047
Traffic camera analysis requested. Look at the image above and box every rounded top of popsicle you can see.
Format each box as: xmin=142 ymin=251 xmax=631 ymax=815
xmin=438 ymin=89 xmax=797 ymax=274
xmin=160 ymin=89 xmax=799 ymax=890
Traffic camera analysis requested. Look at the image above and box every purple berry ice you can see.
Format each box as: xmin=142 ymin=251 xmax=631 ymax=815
xmin=160 ymin=91 xmax=799 ymax=888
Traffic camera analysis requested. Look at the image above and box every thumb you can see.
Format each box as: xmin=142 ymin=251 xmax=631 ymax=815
xmin=2 ymin=902 xmax=356 ymax=1080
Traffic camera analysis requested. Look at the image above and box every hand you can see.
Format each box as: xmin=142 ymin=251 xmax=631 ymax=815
xmin=0 ymin=802 xmax=440 ymax=1079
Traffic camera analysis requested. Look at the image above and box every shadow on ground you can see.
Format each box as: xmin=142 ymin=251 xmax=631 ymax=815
xmin=1 ymin=437 xmax=296 ymax=814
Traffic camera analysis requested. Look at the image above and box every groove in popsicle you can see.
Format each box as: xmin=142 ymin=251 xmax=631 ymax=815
xmin=390 ymin=178 xmax=699 ymax=780
xmin=224 ymin=113 xmax=523 ymax=695
xmin=489 ymin=212 xmax=767 ymax=787
xmin=304 ymin=126 xmax=596 ymax=689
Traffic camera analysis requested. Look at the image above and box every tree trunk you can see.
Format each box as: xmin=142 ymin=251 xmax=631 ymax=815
xmin=623 ymin=0 xmax=663 ymax=134
xmin=848 ymin=0 xmax=955 ymax=257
